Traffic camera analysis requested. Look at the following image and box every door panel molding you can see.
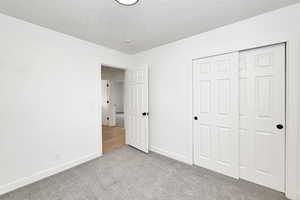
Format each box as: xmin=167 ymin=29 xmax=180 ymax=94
xmin=192 ymin=52 xmax=239 ymax=178
xmin=125 ymin=66 xmax=149 ymax=153
xmin=239 ymin=43 xmax=285 ymax=192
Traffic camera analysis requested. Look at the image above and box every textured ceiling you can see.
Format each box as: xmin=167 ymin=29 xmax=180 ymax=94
xmin=0 ymin=0 xmax=299 ymax=54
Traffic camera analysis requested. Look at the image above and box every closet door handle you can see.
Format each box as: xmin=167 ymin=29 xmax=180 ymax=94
xmin=194 ymin=116 xmax=198 ymax=120
xmin=276 ymin=124 xmax=284 ymax=130
xmin=142 ymin=112 xmax=147 ymax=116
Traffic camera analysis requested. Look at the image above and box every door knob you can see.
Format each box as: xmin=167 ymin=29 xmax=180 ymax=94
xmin=142 ymin=112 xmax=147 ymax=116
xmin=194 ymin=116 xmax=198 ymax=120
xmin=276 ymin=124 xmax=284 ymax=130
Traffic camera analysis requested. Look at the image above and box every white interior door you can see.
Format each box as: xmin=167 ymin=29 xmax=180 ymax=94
xmin=193 ymin=52 xmax=239 ymax=178
xmin=101 ymin=80 xmax=109 ymax=126
xmin=239 ymin=44 xmax=285 ymax=192
xmin=125 ymin=66 xmax=149 ymax=153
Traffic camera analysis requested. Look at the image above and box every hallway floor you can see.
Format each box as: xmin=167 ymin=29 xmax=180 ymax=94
xmin=102 ymin=125 xmax=126 ymax=153
xmin=0 ymin=146 xmax=287 ymax=200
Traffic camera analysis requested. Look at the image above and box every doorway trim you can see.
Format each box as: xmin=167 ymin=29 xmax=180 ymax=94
xmin=190 ymin=35 xmax=299 ymax=199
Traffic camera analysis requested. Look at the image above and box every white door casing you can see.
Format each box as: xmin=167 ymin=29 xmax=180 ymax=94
xmin=193 ymin=52 xmax=239 ymax=178
xmin=102 ymin=80 xmax=109 ymax=126
xmin=125 ymin=66 xmax=149 ymax=153
xmin=239 ymin=44 xmax=286 ymax=192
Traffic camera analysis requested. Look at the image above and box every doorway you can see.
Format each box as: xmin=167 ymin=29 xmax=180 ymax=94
xmin=192 ymin=43 xmax=286 ymax=192
xmin=100 ymin=64 xmax=150 ymax=154
xmin=101 ymin=65 xmax=126 ymax=153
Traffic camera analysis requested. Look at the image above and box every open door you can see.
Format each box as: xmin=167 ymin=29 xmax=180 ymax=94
xmin=125 ymin=66 xmax=149 ymax=153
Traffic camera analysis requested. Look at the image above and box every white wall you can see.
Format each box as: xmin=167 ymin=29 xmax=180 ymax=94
xmin=111 ymin=81 xmax=124 ymax=113
xmin=0 ymin=13 xmax=131 ymax=195
xmin=132 ymin=3 xmax=300 ymax=199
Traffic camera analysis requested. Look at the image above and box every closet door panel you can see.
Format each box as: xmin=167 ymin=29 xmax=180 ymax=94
xmin=193 ymin=52 xmax=239 ymax=178
xmin=239 ymin=44 xmax=285 ymax=192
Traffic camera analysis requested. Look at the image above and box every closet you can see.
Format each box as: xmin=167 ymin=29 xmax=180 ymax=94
xmin=193 ymin=43 xmax=286 ymax=192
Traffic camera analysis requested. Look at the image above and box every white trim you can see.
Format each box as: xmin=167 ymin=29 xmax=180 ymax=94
xmin=150 ymin=146 xmax=192 ymax=165
xmin=0 ymin=152 xmax=102 ymax=196
xmin=297 ymin=192 xmax=300 ymax=200
xmin=190 ymin=35 xmax=299 ymax=200
xmin=188 ymin=60 xmax=194 ymax=166
xmin=98 ymin=65 xmax=103 ymax=155
xmin=285 ymin=37 xmax=299 ymax=200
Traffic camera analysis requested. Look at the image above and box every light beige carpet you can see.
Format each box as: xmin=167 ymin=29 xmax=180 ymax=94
xmin=0 ymin=146 xmax=287 ymax=200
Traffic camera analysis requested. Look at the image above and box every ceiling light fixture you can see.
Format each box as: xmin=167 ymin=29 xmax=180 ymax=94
xmin=114 ymin=0 xmax=139 ymax=6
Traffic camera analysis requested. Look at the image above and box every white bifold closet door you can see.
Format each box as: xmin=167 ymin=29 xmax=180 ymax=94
xmin=193 ymin=52 xmax=239 ymax=178
xmin=125 ymin=67 xmax=149 ymax=153
xmin=239 ymin=44 xmax=285 ymax=192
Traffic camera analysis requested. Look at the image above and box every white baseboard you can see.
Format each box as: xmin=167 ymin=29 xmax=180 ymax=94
xmin=0 ymin=152 xmax=102 ymax=196
xmin=150 ymin=146 xmax=192 ymax=165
